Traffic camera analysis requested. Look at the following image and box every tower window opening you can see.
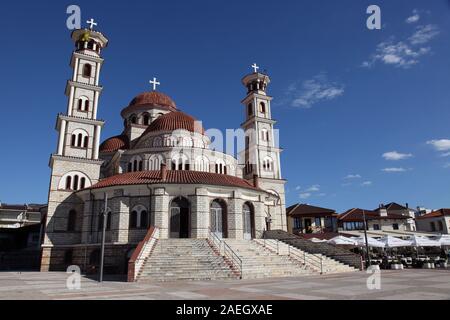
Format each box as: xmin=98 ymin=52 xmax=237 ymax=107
xmin=78 ymin=99 xmax=83 ymax=110
xmin=77 ymin=133 xmax=83 ymax=147
xmin=66 ymin=176 xmax=72 ymax=190
xmin=143 ymin=114 xmax=150 ymax=125
xmin=248 ymin=103 xmax=253 ymax=116
xmin=82 ymin=64 xmax=92 ymax=78
xmin=80 ymin=177 xmax=86 ymax=189
xmin=73 ymin=175 xmax=79 ymax=191
xmin=71 ymin=134 xmax=76 ymax=147
xmin=259 ymin=102 xmax=266 ymax=114
xmin=83 ymin=136 xmax=89 ymax=149
xmin=84 ymin=100 xmax=89 ymax=112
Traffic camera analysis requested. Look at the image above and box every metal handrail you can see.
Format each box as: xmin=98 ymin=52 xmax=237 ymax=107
xmin=208 ymin=228 xmax=243 ymax=279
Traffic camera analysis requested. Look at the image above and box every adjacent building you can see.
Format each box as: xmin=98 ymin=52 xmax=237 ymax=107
xmin=337 ymin=207 xmax=410 ymax=232
xmin=416 ymin=209 xmax=450 ymax=234
xmin=286 ymin=204 xmax=337 ymax=235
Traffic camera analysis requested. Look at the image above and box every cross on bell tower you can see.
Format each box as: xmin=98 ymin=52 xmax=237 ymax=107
xmin=86 ymin=18 xmax=98 ymax=30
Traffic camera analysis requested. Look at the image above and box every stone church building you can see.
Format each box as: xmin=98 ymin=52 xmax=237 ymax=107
xmin=40 ymin=25 xmax=287 ymax=274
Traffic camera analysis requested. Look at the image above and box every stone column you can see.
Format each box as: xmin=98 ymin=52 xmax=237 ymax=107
xmin=152 ymin=188 xmax=169 ymax=239
xmin=190 ymin=188 xmax=209 ymax=239
xmin=253 ymin=197 xmax=266 ymax=239
xmin=227 ymin=192 xmax=244 ymax=240
xmin=113 ymin=191 xmax=130 ymax=243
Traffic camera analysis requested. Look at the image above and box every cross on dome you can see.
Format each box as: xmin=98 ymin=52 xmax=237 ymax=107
xmin=149 ymin=77 xmax=161 ymax=91
xmin=251 ymin=63 xmax=260 ymax=73
xmin=86 ymin=18 xmax=98 ymax=30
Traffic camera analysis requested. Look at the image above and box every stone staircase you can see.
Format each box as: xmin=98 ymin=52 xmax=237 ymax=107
xmin=264 ymin=230 xmax=363 ymax=270
xmin=136 ymin=239 xmax=238 ymax=282
xmin=254 ymin=239 xmax=358 ymax=274
xmin=224 ymin=239 xmax=313 ymax=279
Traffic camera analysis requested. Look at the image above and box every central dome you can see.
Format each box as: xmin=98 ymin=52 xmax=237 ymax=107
xmin=128 ymin=91 xmax=177 ymax=109
xmin=143 ymin=111 xmax=205 ymax=134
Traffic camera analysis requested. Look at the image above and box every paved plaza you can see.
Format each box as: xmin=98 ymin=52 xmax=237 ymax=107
xmin=0 ymin=269 xmax=449 ymax=300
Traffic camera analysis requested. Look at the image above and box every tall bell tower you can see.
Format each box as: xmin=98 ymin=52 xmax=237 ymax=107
xmin=41 ymin=20 xmax=109 ymax=271
xmin=240 ymin=64 xmax=287 ymax=231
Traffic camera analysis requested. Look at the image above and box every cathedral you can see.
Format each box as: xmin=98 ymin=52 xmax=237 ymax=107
xmin=40 ymin=23 xmax=287 ymax=273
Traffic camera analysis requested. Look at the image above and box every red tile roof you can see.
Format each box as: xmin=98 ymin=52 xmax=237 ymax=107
xmin=287 ymin=203 xmax=335 ymax=217
xmin=416 ymin=209 xmax=450 ymax=220
xmin=99 ymin=134 xmax=130 ymax=153
xmin=338 ymin=208 xmax=409 ymax=222
xmin=121 ymin=91 xmax=178 ymax=117
xmin=142 ymin=111 xmax=205 ymax=135
xmin=88 ymin=170 xmax=260 ymax=191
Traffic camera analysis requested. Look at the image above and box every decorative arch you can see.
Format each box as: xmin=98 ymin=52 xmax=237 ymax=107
xmin=210 ymin=199 xmax=228 ymax=238
xmin=195 ymin=156 xmax=210 ymax=172
xmin=129 ymin=155 xmax=143 ymax=172
xmin=242 ymin=202 xmax=255 ymax=240
xmin=262 ymin=156 xmax=274 ymax=172
xmin=148 ymin=154 xmax=164 ymax=170
xmin=129 ymin=205 xmax=149 ymax=229
xmin=59 ymin=171 xmax=92 ymax=191
xmin=169 ymin=197 xmax=191 ymax=238
xmin=171 ymin=154 xmax=190 ymax=171
xmin=71 ymin=129 xmax=89 ymax=148
xmin=77 ymin=96 xmax=90 ymax=112
xmin=215 ymin=159 xmax=227 ymax=175
xmin=152 ymin=136 xmax=163 ymax=147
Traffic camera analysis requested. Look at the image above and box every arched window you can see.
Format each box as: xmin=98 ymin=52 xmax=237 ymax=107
xmin=67 ymin=209 xmax=77 ymax=231
xmin=80 ymin=177 xmax=86 ymax=189
xmin=259 ymin=102 xmax=266 ymax=114
xmin=71 ymin=134 xmax=76 ymax=147
xmin=73 ymin=175 xmax=79 ymax=191
xmin=141 ymin=210 xmax=149 ymax=228
xmin=130 ymin=205 xmax=148 ymax=229
xmin=215 ymin=160 xmax=226 ymax=174
xmin=130 ymin=115 xmax=137 ymax=124
xmin=129 ymin=211 xmax=138 ymax=229
xmin=210 ymin=200 xmax=227 ymax=238
xmin=149 ymin=155 xmax=164 ymax=170
xmin=83 ymin=136 xmax=89 ymax=148
xmin=128 ymin=162 xmax=132 ymax=172
xmin=138 ymin=161 xmax=143 ymax=171
xmin=242 ymin=202 xmax=255 ymax=240
xmin=261 ymin=129 xmax=269 ymax=141
xmin=65 ymin=176 xmax=72 ymax=190
xmin=98 ymin=210 xmax=112 ymax=231
xmin=248 ymin=103 xmax=253 ymax=116
xmin=438 ymin=221 xmax=444 ymax=231
xmin=83 ymin=64 xmax=92 ymax=77
xmin=263 ymin=157 xmax=274 ymax=172
xmin=78 ymin=99 xmax=83 ymax=110
xmin=84 ymin=100 xmax=90 ymax=112
xmin=171 ymin=154 xmax=189 ymax=171
xmin=195 ymin=156 xmax=210 ymax=172
xmin=143 ymin=114 xmax=150 ymax=125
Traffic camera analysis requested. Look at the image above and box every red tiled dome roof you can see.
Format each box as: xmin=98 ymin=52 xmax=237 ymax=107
xmin=121 ymin=91 xmax=177 ymax=118
xmin=129 ymin=91 xmax=176 ymax=108
xmin=99 ymin=134 xmax=130 ymax=152
xmin=89 ymin=171 xmax=259 ymax=191
xmin=143 ymin=111 xmax=205 ymax=134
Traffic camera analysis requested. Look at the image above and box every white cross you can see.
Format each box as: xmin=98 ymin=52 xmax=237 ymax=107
xmin=149 ymin=77 xmax=161 ymax=91
xmin=87 ymin=18 xmax=98 ymax=30
xmin=251 ymin=63 xmax=260 ymax=73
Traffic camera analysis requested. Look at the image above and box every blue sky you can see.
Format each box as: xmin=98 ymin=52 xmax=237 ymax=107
xmin=0 ymin=0 xmax=449 ymax=212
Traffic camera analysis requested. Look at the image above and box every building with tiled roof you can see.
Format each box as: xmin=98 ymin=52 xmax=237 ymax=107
xmin=41 ymin=25 xmax=287 ymax=273
xmin=337 ymin=207 xmax=411 ymax=233
xmin=286 ymin=204 xmax=337 ymax=235
xmin=416 ymin=209 xmax=450 ymax=234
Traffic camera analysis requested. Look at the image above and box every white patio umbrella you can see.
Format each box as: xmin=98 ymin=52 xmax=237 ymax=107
xmin=327 ymin=235 xmax=357 ymax=246
xmin=310 ymin=238 xmax=328 ymax=243
xmin=434 ymin=235 xmax=450 ymax=246
xmin=379 ymin=236 xmax=412 ymax=248
xmin=408 ymin=235 xmax=441 ymax=247
xmin=352 ymin=236 xmax=385 ymax=248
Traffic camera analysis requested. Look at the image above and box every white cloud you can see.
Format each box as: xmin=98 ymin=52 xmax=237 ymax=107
xmin=361 ymin=181 xmax=373 ymax=186
xmin=363 ymin=24 xmax=439 ymax=69
xmin=441 ymin=152 xmax=450 ymax=157
xmin=382 ymin=151 xmax=413 ymax=161
xmin=427 ymin=139 xmax=450 ymax=152
xmin=382 ymin=167 xmax=407 ymax=173
xmin=299 ymin=193 xmax=312 ymax=199
xmin=295 ymin=186 xmax=301 ymax=191
xmin=409 ymin=25 xmax=440 ymax=45
xmin=444 ymin=163 xmax=450 ymax=169
xmin=287 ymin=73 xmax=344 ymax=108
xmin=406 ymin=10 xmax=420 ymax=24
xmin=306 ymin=185 xmax=320 ymax=192
xmin=344 ymin=174 xmax=361 ymax=179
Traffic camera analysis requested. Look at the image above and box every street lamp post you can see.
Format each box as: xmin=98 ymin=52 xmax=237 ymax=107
xmin=99 ymin=193 xmax=108 ymax=282
xmin=362 ymin=209 xmax=371 ymax=269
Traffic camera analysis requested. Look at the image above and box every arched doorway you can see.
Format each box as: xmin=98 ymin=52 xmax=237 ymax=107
xmin=243 ymin=202 xmax=255 ymax=240
xmin=170 ymin=197 xmax=190 ymax=238
xmin=210 ymin=199 xmax=227 ymax=239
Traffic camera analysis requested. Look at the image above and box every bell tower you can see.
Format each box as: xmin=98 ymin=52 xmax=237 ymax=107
xmin=240 ymin=64 xmax=287 ymax=231
xmin=41 ymin=20 xmax=109 ymax=271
